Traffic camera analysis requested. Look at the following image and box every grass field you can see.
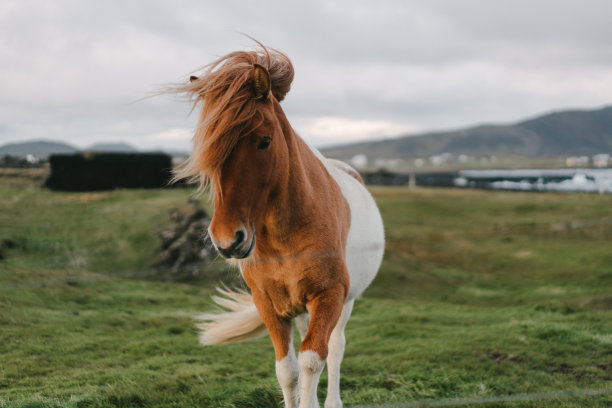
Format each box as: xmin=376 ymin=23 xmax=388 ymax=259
xmin=1 ymin=176 xmax=611 ymax=407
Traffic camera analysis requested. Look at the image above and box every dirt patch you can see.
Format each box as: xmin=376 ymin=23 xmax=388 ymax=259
xmin=515 ymin=250 xmax=533 ymax=259
xmin=581 ymin=296 xmax=612 ymax=310
xmin=59 ymin=192 xmax=113 ymax=203
xmin=0 ymin=168 xmax=49 ymax=187
xmin=488 ymin=350 xmax=521 ymax=363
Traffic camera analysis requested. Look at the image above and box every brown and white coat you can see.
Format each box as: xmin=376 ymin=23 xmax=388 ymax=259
xmin=175 ymin=45 xmax=385 ymax=408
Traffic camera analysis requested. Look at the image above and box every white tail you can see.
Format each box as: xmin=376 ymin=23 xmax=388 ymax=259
xmin=196 ymin=286 xmax=268 ymax=345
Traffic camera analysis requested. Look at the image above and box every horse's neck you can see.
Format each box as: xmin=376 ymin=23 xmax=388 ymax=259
xmin=266 ymin=107 xmax=334 ymax=240
xmin=283 ymin=116 xmax=325 ymax=202
xmin=247 ymin=106 xmax=350 ymax=281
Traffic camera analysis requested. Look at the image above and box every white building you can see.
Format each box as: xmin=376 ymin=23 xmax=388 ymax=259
xmin=593 ymin=154 xmax=611 ymax=168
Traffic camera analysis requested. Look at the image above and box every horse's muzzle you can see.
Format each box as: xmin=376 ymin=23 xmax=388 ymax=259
xmin=214 ymin=228 xmax=255 ymax=259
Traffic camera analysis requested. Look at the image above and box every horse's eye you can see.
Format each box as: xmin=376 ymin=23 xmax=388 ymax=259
xmin=257 ymin=137 xmax=271 ymax=150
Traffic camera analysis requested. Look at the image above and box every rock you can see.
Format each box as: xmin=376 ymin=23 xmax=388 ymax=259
xmin=2 ymin=238 xmax=16 ymax=249
xmin=152 ymin=199 xmax=225 ymax=281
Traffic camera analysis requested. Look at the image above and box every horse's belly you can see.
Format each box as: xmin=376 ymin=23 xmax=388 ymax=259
xmin=328 ymin=167 xmax=385 ymax=301
xmin=306 ymin=145 xmax=385 ymax=301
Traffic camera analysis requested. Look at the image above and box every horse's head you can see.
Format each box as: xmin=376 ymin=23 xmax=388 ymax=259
xmin=208 ymin=65 xmax=290 ymax=259
xmin=175 ymin=48 xmax=294 ymax=260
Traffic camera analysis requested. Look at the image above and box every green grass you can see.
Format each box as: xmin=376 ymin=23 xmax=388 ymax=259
xmin=1 ymin=180 xmax=611 ymax=407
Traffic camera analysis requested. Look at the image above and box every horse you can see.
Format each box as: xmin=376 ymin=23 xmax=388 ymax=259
xmin=173 ymin=45 xmax=385 ymax=408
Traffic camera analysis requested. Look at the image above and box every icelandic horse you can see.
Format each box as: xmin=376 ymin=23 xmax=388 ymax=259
xmin=174 ymin=45 xmax=385 ymax=408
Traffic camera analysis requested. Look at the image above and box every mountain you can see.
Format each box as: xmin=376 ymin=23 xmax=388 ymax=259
xmin=0 ymin=140 xmax=78 ymax=159
xmin=0 ymin=139 xmax=185 ymax=159
xmin=4 ymin=105 xmax=611 ymax=161
xmin=87 ymin=142 xmax=137 ymax=152
xmin=321 ymin=106 xmax=612 ymax=160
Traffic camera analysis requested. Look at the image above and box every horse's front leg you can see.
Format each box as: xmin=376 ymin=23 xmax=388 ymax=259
xmin=277 ymin=330 xmax=299 ymax=408
xmin=298 ymin=284 xmax=346 ymax=408
xmin=251 ymin=290 xmax=299 ymax=408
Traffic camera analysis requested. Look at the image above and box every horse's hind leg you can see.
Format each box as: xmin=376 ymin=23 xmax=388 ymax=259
xmin=295 ymin=313 xmax=310 ymax=341
xmin=324 ymin=300 xmax=354 ymax=408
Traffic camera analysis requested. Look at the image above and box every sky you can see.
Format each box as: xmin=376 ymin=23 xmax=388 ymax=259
xmin=1 ymin=0 xmax=611 ymax=151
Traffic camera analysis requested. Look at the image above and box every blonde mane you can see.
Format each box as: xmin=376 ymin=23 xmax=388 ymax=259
xmin=172 ymin=46 xmax=294 ymax=194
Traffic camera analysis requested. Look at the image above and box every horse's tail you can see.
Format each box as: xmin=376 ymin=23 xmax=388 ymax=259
xmin=196 ymin=286 xmax=267 ymax=345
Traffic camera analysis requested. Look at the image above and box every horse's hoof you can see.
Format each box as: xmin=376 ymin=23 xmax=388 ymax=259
xmin=324 ymin=400 xmax=342 ymax=408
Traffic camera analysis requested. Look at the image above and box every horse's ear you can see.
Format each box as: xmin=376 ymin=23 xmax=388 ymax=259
xmin=190 ymin=76 xmax=199 ymax=83
xmin=251 ymin=64 xmax=271 ymax=101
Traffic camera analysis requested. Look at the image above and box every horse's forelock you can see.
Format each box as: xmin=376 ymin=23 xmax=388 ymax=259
xmin=267 ymin=51 xmax=294 ymax=102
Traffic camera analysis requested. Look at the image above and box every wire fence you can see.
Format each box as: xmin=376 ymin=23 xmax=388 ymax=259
xmin=350 ymin=387 xmax=612 ymax=407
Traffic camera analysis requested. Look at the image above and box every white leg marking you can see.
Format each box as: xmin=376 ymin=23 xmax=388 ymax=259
xmin=276 ymin=331 xmax=299 ymax=408
xmin=295 ymin=313 xmax=310 ymax=341
xmin=276 ymin=353 xmax=299 ymax=408
xmin=298 ymin=350 xmax=325 ymax=408
xmin=324 ymin=300 xmax=354 ymax=408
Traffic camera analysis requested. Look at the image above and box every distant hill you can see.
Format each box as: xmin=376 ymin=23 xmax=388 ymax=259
xmin=87 ymin=142 xmax=138 ymax=153
xmin=4 ymin=105 xmax=611 ymax=161
xmin=0 ymin=140 xmax=78 ymax=159
xmin=322 ymin=106 xmax=612 ymax=160
xmin=0 ymin=139 xmax=192 ymax=160
xmin=0 ymin=140 xmax=140 ymax=159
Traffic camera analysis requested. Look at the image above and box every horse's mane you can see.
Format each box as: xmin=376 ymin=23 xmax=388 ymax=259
xmin=172 ymin=45 xmax=294 ymax=194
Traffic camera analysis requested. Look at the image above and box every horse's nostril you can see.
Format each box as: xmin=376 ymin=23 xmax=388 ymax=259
xmin=234 ymin=230 xmax=245 ymax=247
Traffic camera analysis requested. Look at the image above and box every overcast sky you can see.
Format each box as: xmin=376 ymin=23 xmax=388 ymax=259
xmin=1 ymin=0 xmax=611 ymax=151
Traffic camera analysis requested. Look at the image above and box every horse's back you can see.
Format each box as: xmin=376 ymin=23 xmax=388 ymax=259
xmin=326 ymin=159 xmax=365 ymax=185
xmin=311 ymin=150 xmax=385 ymax=301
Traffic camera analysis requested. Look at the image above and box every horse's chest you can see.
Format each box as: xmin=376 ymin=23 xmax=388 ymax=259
xmin=266 ymin=277 xmax=307 ymax=318
xmin=243 ymin=264 xmax=320 ymax=318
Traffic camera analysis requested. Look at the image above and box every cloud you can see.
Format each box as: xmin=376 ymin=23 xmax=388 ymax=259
xmin=0 ymin=0 xmax=610 ymax=150
xmin=140 ymin=127 xmax=193 ymax=150
xmin=293 ymin=116 xmax=419 ymax=147
xmin=146 ymin=128 xmax=192 ymax=141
